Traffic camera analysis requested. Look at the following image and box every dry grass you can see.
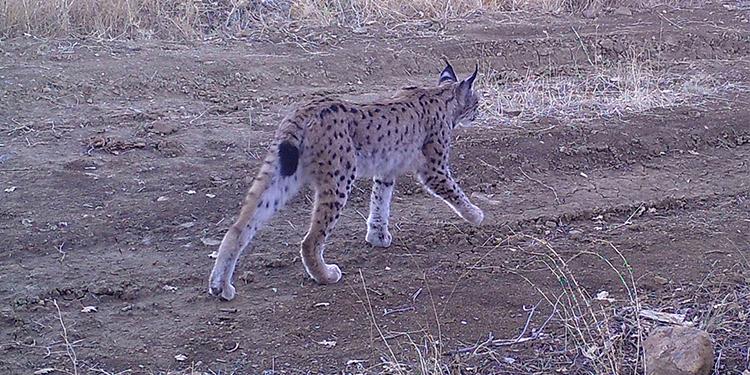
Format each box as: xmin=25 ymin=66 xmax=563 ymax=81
xmin=364 ymin=233 xmax=750 ymax=374
xmin=358 ymin=224 xmax=750 ymax=375
xmin=524 ymin=237 xmax=644 ymax=374
xmin=0 ymin=0 xmax=704 ymax=40
xmin=288 ymin=0 xmax=594 ymax=26
xmin=479 ymin=59 xmax=731 ymax=125
xmin=0 ymin=0 xmax=284 ymax=40
xmin=355 ymin=234 xmax=646 ymax=374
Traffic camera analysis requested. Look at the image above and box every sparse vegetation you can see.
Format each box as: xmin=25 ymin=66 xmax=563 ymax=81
xmin=1 ymin=0 xmax=704 ymax=39
xmin=2 ymin=0 xmax=748 ymax=374
xmin=361 ymin=235 xmax=647 ymax=374
xmin=480 ymin=60 xmax=731 ymax=124
xmin=361 ymin=232 xmax=750 ymax=374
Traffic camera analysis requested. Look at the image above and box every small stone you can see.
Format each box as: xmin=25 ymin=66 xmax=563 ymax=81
xmin=644 ymin=326 xmax=714 ymax=375
xmin=149 ymin=121 xmax=178 ymax=135
xmin=654 ymin=275 xmax=669 ymax=285
xmin=545 ymin=220 xmax=557 ymax=228
xmin=200 ymin=238 xmax=221 ymax=246
xmin=613 ymin=6 xmax=632 ymax=16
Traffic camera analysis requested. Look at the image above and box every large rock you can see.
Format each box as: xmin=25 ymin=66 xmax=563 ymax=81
xmin=644 ymin=326 xmax=714 ymax=375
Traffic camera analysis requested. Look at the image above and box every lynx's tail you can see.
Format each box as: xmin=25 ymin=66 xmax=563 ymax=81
xmin=208 ymin=133 xmax=304 ymax=300
xmin=278 ymin=140 xmax=299 ymax=177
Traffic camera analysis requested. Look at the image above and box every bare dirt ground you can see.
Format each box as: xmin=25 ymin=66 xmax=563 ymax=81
xmin=2 ymin=2 xmax=750 ymax=374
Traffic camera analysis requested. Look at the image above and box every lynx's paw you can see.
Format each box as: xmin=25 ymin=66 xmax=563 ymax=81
xmin=308 ymin=264 xmax=342 ymax=285
xmin=366 ymin=227 xmax=393 ymax=248
xmin=461 ymin=204 xmax=484 ymax=226
xmin=208 ymin=274 xmax=236 ymax=301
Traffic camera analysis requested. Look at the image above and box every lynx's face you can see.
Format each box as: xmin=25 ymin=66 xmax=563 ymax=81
xmin=455 ymin=88 xmax=479 ymax=127
xmin=438 ymin=61 xmax=480 ymax=128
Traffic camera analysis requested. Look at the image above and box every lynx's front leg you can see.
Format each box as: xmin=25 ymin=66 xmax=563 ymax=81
xmin=418 ymin=166 xmax=484 ymax=226
xmin=366 ymin=177 xmax=394 ymax=247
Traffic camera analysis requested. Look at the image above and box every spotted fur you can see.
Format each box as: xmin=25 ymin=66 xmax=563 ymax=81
xmin=208 ymin=61 xmax=483 ymax=300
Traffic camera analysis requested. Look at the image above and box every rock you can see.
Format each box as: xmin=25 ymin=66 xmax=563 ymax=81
xmin=644 ymin=326 xmax=714 ymax=375
xmin=148 ymin=121 xmax=178 ymax=135
xmin=569 ymin=229 xmax=583 ymax=240
xmin=613 ymin=6 xmax=632 ymax=16
xmin=654 ymin=275 xmax=669 ymax=285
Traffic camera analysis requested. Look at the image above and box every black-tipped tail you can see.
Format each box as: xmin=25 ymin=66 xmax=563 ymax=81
xmin=278 ymin=141 xmax=299 ymax=177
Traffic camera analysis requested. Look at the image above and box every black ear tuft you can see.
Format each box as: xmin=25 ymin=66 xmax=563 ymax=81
xmin=458 ymin=64 xmax=478 ymax=97
xmin=439 ymin=58 xmax=457 ymax=84
xmin=466 ymin=63 xmax=478 ymax=87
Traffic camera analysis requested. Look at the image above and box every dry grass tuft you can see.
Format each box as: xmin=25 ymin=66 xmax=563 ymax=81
xmin=479 ymin=60 xmax=730 ymax=125
xmin=525 ymin=237 xmax=644 ymax=374
xmin=360 ymin=233 xmax=649 ymax=374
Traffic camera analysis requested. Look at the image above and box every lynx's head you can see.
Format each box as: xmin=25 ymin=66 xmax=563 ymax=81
xmin=439 ymin=60 xmax=479 ymax=128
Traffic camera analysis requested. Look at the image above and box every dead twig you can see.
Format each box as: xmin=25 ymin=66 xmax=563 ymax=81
xmin=225 ymin=342 xmax=240 ymax=353
xmin=0 ymin=168 xmax=33 ymax=172
xmin=57 ymin=241 xmax=67 ymax=263
xmin=445 ymin=333 xmax=495 ymax=355
xmin=53 ymin=299 xmax=78 ymax=375
xmin=513 ymin=300 xmax=541 ymax=341
xmin=571 ymin=26 xmax=595 ymax=66
xmin=383 ymin=305 xmax=415 ymax=317
xmin=446 ymin=296 xmax=560 ymax=355
xmin=658 ymin=13 xmax=683 ymax=29
xmin=519 ymin=167 xmax=561 ymax=204
xmin=411 ymin=288 xmax=422 ymax=303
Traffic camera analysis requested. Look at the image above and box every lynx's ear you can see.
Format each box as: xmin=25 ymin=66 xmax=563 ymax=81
xmin=467 ymin=64 xmax=478 ymax=86
xmin=439 ymin=59 xmax=457 ymax=85
xmin=457 ymin=64 xmax=478 ymax=96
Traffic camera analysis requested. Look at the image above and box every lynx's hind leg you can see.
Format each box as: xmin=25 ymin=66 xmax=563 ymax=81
xmin=366 ymin=177 xmax=394 ymax=247
xmin=208 ymin=155 xmax=301 ymax=300
xmin=300 ymin=156 xmax=356 ymax=284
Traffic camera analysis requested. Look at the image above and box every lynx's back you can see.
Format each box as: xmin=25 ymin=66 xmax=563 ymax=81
xmin=285 ymin=85 xmax=457 ymax=179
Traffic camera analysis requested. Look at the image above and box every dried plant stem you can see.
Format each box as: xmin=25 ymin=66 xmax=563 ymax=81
xmin=53 ymin=299 xmax=78 ymax=375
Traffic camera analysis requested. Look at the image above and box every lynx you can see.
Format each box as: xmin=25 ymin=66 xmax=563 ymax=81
xmin=208 ymin=61 xmax=484 ymax=301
